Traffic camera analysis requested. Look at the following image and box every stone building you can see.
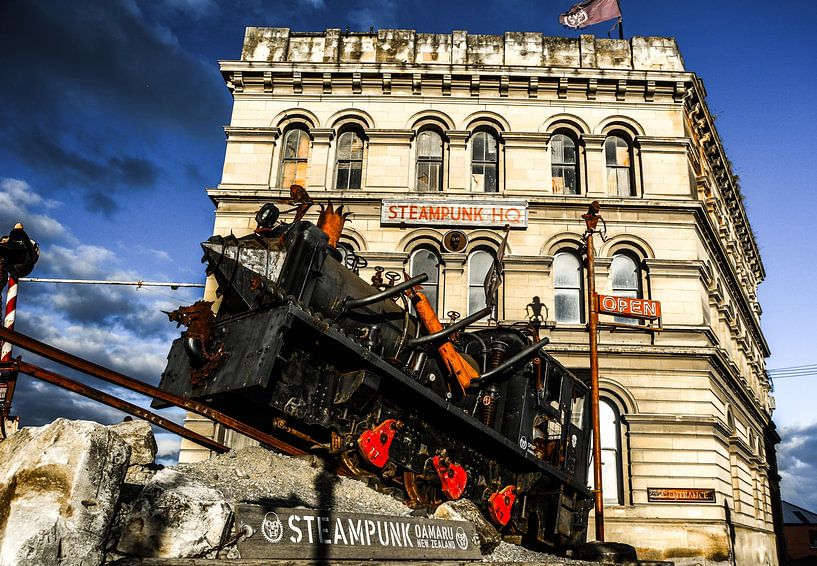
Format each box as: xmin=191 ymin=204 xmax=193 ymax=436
xmin=180 ymin=27 xmax=782 ymax=565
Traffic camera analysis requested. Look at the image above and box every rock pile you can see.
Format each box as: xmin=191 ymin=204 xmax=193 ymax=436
xmin=0 ymin=419 xmax=589 ymax=565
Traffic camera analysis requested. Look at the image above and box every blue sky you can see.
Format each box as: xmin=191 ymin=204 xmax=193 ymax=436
xmin=1 ymin=0 xmax=815 ymax=508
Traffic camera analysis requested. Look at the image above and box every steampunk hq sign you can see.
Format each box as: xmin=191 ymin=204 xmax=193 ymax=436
xmin=235 ymin=504 xmax=481 ymax=560
xmin=381 ymin=200 xmax=528 ymax=228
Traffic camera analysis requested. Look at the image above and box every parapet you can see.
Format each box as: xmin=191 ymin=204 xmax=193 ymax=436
xmin=240 ymin=28 xmax=685 ymax=72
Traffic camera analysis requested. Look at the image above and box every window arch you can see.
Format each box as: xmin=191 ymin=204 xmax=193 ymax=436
xmin=610 ymin=253 xmax=642 ymax=324
xmin=410 ymin=247 xmax=441 ymax=311
xmin=335 ymin=129 xmax=365 ymax=190
xmin=470 ymin=130 xmax=499 ymax=193
xmin=554 ymin=251 xmax=584 ymax=324
xmin=468 ymin=248 xmax=496 ymax=315
xmin=588 ymin=398 xmax=624 ymax=505
xmin=551 ymin=133 xmax=579 ymax=195
xmin=415 ymin=129 xmax=444 ymax=192
xmin=279 ymin=127 xmax=310 ymax=189
xmin=604 ymin=134 xmax=634 ymax=196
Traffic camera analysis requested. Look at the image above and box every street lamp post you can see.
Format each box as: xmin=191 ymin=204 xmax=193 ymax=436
xmin=582 ymin=201 xmax=605 ymax=542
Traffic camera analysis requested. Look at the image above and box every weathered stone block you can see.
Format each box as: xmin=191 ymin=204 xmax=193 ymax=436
xmin=433 ymin=499 xmax=500 ymax=554
xmin=0 ymin=419 xmax=130 ymax=566
xmin=115 ymin=469 xmax=232 ymax=559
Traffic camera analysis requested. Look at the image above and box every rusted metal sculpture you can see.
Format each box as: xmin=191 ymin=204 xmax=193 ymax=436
xmin=165 ymin=301 xmax=226 ymax=386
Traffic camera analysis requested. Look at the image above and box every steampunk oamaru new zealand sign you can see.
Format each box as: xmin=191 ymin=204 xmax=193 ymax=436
xmin=235 ymin=504 xmax=482 ymax=560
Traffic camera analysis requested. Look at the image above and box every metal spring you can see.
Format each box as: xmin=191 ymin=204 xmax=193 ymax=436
xmin=489 ymin=341 xmax=509 ymax=369
xmin=478 ymin=387 xmax=498 ymax=428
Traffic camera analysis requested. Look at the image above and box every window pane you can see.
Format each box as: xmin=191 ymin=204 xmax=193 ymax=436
xmin=616 ymin=168 xmax=631 ymax=196
xmin=551 ymin=135 xmax=564 ymax=163
xmin=563 ymin=139 xmax=576 ymax=164
xmin=484 ymin=164 xmax=497 ymax=192
xmin=418 ymin=130 xmax=442 ymax=158
xmin=554 ymin=253 xmax=581 ymax=287
xmin=281 ymin=162 xmax=297 ymax=189
xmin=471 ymin=163 xmax=485 ymax=191
xmin=411 ymin=249 xmax=439 ymax=284
xmin=472 ymin=132 xmax=485 ymax=161
xmin=428 ymin=162 xmax=441 ymax=191
xmin=284 ymin=130 xmax=300 ymax=159
xmin=469 ymin=287 xmax=487 ymax=313
xmin=294 ymin=161 xmax=308 ymax=187
xmin=295 ymin=131 xmax=310 ymax=159
xmin=416 ymin=162 xmax=430 ymax=192
xmin=605 ymin=136 xmax=629 ymax=166
xmin=563 ymin=167 xmax=577 ymax=194
xmin=349 ymin=134 xmax=363 ymax=159
xmin=555 ymin=290 xmax=580 ymax=323
xmin=611 ymin=255 xmax=639 ymax=291
xmin=348 ymin=163 xmax=362 ymax=189
xmin=338 ymin=132 xmax=353 ymax=159
xmin=485 ymin=132 xmax=497 ymax=159
xmin=469 ymin=250 xmax=493 ymax=285
xmin=336 ymin=166 xmax=350 ymax=190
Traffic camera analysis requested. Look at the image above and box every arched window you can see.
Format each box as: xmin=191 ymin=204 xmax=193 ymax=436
xmin=410 ymin=248 xmax=441 ymax=311
xmin=610 ymin=253 xmax=641 ymax=324
xmin=604 ymin=135 xmax=633 ymax=196
xmin=468 ymin=249 xmax=496 ymax=315
xmin=588 ymin=398 xmax=624 ymax=505
xmin=554 ymin=251 xmax=583 ymax=324
xmin=335 ymin=130 xmax=364 ymax=190
xmin=279 ymin=128 xmax=310 ymax=189
xmin=551 ymin=133 xmax=579 ymax=195
xmin=415 ymin=130 xmax=443 ymax=192
xmin=471 ymin=130 xmax=499 ymax=193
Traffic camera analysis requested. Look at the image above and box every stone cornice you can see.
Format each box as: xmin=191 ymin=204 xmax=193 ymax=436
xmin=224 ymin=126 xmax=280 ymax=142
xmin=687 ymin=76 xmax=764 ymax=281
xmin=309 ymin=128 xmax=335 ymax=142
xmin=502 ymin=132 xmax=549 ymax=148
xmin=364 ymin=129 xmax=414 ymax=144
xmin=636 ymin=136 xmax=690 ymax=153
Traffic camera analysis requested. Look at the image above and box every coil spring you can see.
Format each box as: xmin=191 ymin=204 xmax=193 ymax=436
xmin=478 ymin=342 xmax=508 ymax=428
xmin=478 ymin=388 xmax=498 ymax=428
xmin=489 ymin=341 xmax=509 ymax=369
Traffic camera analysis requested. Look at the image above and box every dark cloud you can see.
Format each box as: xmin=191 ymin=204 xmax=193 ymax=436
xmin=0 ymin=0 xmax=229 ymax=214
xmin=778 ymin=422 xmax=817 ymax=512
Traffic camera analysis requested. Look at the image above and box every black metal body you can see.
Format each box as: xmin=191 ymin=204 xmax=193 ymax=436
xmin=158 ymin=221 xmax=593 ymax=551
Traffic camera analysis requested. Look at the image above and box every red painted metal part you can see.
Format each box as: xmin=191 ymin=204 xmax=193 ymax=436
xmin=487 ymin=485 xmax=516 ymax=527
xmin=357 ymin=419 xmax=399 ymax=468
xmin=432 ymin=455 xmax=467 ymax=500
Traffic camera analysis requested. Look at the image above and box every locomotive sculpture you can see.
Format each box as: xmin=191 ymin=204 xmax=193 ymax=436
xmin=157 ymin=198 xmax=594 ymax=552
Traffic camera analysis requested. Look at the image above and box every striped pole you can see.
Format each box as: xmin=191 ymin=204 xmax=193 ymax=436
xmin=1 ymin=275 xmax=18 ymax=435
xmin=1 ymin=275 xmax=17 ymax=361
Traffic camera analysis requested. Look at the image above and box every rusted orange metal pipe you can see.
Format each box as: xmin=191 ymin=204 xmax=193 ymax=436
xmin=0 ymin=325 xmax=306 ymax=456
xmin=410 ymin=291 xmax=479 ymax=398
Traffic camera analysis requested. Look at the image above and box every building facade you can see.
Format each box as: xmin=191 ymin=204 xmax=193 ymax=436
xmin=181 ymin=28 xmax=781 ymax=565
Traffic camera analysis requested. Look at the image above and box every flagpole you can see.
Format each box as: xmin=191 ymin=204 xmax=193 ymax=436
xmin=616 ymin=0 xmax=623 ymax=39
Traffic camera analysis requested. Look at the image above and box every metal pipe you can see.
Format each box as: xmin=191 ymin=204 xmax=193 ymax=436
xmin=12 ymin=361 xmax=228 ymax=454
xmin=19 ymin=278 xmax=205 ymax=288
xmin=469 ymin=336 xmax=550 ymax=388
xmin=0 ymin=326 xmax=306 ymax=456
xmin=344 ymin=273 xmax=428 ymax=310
xmin=405 ymin=307 xmax=491 ymax=347
xmin=585 ymin=211 xmax=605 ymax=542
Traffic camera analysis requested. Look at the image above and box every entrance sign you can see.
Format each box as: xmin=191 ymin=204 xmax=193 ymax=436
xmin=597 ymin=295 xmax=661 ymax=320
xmin=381 ymin=200 xmax=528 ymax=228
xmin=235 ymin=504 xmax=481 ymax=561
xmin=647 ymin=488 xmax=716 ymax=503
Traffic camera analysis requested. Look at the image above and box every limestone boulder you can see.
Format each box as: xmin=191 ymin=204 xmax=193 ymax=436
xmin=115 ymin=468 xmax=232 ymax=558
xmin=108 ymin=420 xmax=156 ymax=466
xmin=0 ymin=418 xmax=131 ymax=566
xmin=433 ymin=498 xmax=500 ymax=555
